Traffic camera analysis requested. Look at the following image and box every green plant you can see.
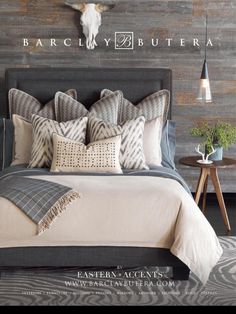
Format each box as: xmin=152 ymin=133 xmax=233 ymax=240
xmin=190 ymin=121 xmax=236 ymax=151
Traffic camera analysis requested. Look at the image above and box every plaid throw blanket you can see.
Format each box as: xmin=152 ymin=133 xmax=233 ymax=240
xmin=0 ymin=176 xmax=80 ymax=235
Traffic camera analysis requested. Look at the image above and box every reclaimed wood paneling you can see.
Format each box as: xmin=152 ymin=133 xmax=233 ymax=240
xmin=0 ymin=0 xmax=235 ymax=192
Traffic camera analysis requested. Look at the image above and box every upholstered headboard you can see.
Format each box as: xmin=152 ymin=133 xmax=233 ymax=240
xmin=4 ymin=68 xmax=172 ymax=118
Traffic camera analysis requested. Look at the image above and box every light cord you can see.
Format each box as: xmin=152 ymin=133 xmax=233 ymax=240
xmin=205 ymin=13 xmax=208 ymax=61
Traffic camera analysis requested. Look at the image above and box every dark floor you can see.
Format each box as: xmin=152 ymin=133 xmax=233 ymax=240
xmin=193 ymin=193 xmax=236 ymax=236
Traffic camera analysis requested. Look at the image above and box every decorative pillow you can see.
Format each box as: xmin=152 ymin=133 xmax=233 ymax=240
xmin=89 ymin=116 xmax=148 ymax=170
xmin=55 ymin=90 xmax=122 ymax=124
xmin=101 ymin=89 xmax=170 ymax=124
xmin=161 ymin=120 xmax=176 ymax=170
xmin=51 ymin=133 xmax=122 ymax=174
xmin=29 ymin=115 xmax=88 ymax=168
xmin=11 ymin=114 xmax=33 ymax=166
xmin=89 ymin=115 xmax=162 ymax=168
xmin=0 ymin=118 xmax=14 ymax=170
xmin=9 ymin=88 xmax=77 ymax=121
xmin=143 ymin=117 xmax=163 ymax=167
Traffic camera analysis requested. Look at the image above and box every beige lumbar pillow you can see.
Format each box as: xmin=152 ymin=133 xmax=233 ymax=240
xmin=11 ymin=114 xmax=33 ymax=166
xmin=51 ymin=133 xmax=123 ymax=174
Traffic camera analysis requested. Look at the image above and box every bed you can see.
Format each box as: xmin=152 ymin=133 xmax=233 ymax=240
xmin=0 ymin=68 xmax=222 ymax=284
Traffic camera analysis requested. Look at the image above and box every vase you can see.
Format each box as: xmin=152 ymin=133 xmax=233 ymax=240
xmin=208 ymin=146 xmax=223 ymax=161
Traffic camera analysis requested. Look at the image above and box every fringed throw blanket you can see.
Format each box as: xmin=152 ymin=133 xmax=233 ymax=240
xmin=0 ymin=176 xmax=80 ymax=235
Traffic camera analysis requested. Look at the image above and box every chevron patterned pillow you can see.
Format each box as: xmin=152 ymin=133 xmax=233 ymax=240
xmin=55 ymin=90 xmax=122 ymax=124
xmin=89 ymin=116 xmax=148 ymax=170
xmin=9 ymin=88 xmax=77 ymax=121
xmin=100 ymin=89 xmax=169 ymax=124
xmin=29 ymin=115 xmax=88 ymax=168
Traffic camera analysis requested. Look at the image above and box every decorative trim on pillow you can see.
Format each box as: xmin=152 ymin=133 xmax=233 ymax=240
xmin=55 ymin=93 xmax=88 ymax=122
xmin=0 ymin=117 xmax=14 ymax=170
xmin=51 ymin=133 xmax=122 ymax=174
xmin=89 ymin=116 xmax=148 ymax=170
xmin=29 ymin=115 xmax=88 ymax=168
xmin=9 ymin=88 xmax=77 ymax=121
xmin=101 ymin=89 xmax=170 ymax=124
xmin=55 ymin=90 xmax=122 ymax=124
xmin=11 ymin=114 xmax=33 ymax=166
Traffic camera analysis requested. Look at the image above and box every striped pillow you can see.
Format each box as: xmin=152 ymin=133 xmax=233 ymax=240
xmin=101 ymin=89 xmax=170 ymax=124
xmin=29 ymin=115 xmax=88 ymax=168
xmin=89 ymin=116 xmax=148 ymax=170
xmin=55 ymin=91 xmax=122 ymax=124
xmin=9 ymin=88 xmax=77 ymax=121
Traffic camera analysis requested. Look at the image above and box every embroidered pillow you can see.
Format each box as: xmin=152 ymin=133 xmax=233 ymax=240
xmin=11 ymin=114 xmax=33 ymax=166
xmin=55 ymin=90 xmax=122 ymax=124
xmin=51 ymin=133 xmax=122 ymax=173
xmin=29 ymin=115 xmax=88 ymax=168
xmin=51 ymin=133 xmax=122 ymax=174
xmin=101 ymin=89 xmax=170 ymax=124
xmin=89 ymin=116 xmax=148 ymax=170
xmin=0 ymin=118 xmax=14 ymax=170
xmin=9 ymin=88 xmax=77 ymax=121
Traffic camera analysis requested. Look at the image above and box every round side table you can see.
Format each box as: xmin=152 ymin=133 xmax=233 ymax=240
xmin=179 ymin=156 xmax=236 ymax=232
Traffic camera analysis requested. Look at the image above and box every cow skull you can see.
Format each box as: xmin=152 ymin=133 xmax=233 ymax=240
xmin=65 ymin=2 xmax=114 ymax=50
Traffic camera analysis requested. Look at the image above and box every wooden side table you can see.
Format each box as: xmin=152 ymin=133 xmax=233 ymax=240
xmin=179 ymin=156 xmax=236 ymax=232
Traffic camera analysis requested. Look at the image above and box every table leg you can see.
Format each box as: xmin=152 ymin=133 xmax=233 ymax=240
xmin=195 ymin=168 xmax=208 ymax=205
xmin=202 ymin=174 xmax=209 ymax=214
xmin=210 ymin=168 xmax=231 ymax=232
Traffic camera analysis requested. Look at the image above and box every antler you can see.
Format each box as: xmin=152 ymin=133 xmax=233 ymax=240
xmin=205 ymin=146 xmax=217 ymax=162
xmin=195 ymin=144 xmax=205 ymax=161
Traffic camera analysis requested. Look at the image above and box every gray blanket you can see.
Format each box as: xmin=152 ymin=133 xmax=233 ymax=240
xmin=0 ymin=174 xmax=79 ymax=234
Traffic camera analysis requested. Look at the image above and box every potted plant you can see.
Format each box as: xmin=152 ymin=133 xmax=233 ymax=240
xmin=190 ymin=121 xmax=236 ymax=161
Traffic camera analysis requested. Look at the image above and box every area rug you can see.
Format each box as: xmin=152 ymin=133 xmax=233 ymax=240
xmin=0 ymin=237 xmax=235 ymax=306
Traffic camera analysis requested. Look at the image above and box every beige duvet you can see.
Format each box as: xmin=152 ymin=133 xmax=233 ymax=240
xmin=0 ymin=175 xmax=222 ymax=284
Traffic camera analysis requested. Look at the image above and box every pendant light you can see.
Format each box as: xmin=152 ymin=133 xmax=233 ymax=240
xmin=197 ymin=14 xmax=212 ymax=103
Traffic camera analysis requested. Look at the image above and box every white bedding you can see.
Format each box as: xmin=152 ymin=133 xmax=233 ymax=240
xmin=0 ymin=175 xmax=222 ymax=284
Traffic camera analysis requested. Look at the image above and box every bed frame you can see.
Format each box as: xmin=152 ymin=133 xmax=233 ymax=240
xmin=0 ymin=68 xmax=189 ymax=280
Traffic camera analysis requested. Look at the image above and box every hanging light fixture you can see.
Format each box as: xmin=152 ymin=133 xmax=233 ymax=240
xmin=197 ymin=14 xmax=212 ymax=103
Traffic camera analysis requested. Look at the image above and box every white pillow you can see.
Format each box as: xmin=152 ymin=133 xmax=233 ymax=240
xmin=51 ymin=133 xmax=122 ymax=174
xmin=143 ymin=117 xmax=163 ymax=167
xmin=11 ymin=114 xmax=33 ymax=166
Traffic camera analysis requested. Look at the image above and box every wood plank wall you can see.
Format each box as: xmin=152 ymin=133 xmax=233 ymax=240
xmin=0 ymin=0 xmax=235 ymax=192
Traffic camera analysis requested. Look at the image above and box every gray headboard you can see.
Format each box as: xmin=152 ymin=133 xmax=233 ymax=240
xmin=5 ymin=68 xmax=172 ymax=118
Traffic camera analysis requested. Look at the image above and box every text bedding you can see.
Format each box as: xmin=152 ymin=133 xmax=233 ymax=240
xmin=0 ymin=166 xmax=222 ymax=284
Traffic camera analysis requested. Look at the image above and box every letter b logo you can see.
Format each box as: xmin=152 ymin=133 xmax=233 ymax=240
xmin=115 ymin=32 xmax=134 ymax=50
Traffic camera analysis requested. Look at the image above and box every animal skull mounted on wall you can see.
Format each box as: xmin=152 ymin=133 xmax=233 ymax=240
xmin=65 ymin=2 xmax=114 ymax=50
